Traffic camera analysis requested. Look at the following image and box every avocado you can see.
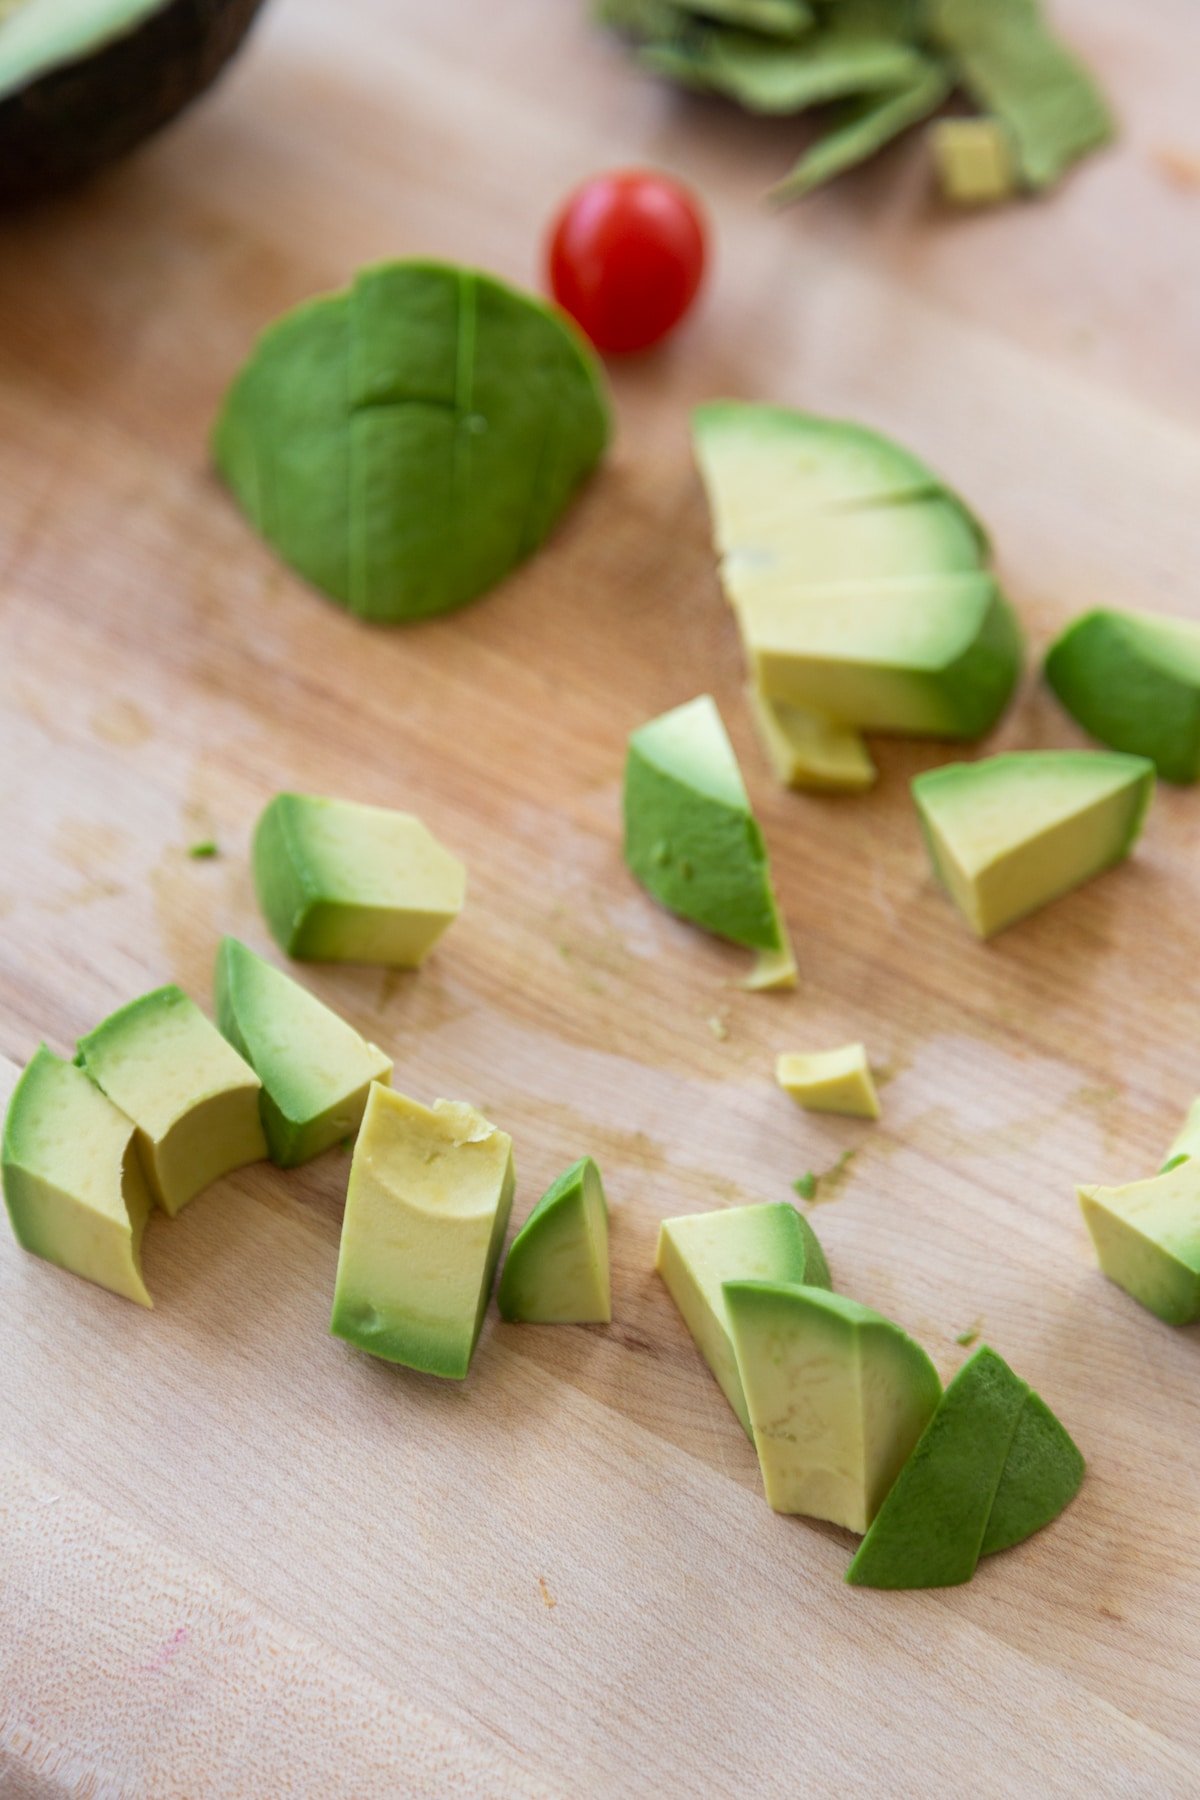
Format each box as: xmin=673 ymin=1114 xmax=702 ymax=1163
xmin=692 ymin=403 xmax=1021 ymax=740
xmin=1078 ymin=1162 xmax=1200 ymax=1326
xmin=747 ymin=687 xmax=877 ymax=794
xmin=0 ymin=0 xmax=265 ymax=204
xmin=913 ymin=750 xmax=1155 ymax=938
xmin=656 ymin=1202 xmax=830 ymax=1437
xmin=253 ymin=792 xmax=466 ymax=967
xmin=330 ymin=1084 xmax=514 ymax=1378
xmin=724 ymin=1283 xmax=941 ymax=1529
xmin=845 ymin=1345 xmax=1083 ymax=1588
xmin=497 ymin=1156 xmax=611 ymax=1324
xmin=931 ymin=116 xmax=1017 ymax=204
xmin=2 ymin=1045 xmax=154 ymax=1305
xmin=776 ymin=1043 xmax=880 ymax=1119
xmin=1045 ymin=608 xmax=1200 ymax=785
xmin=77 ymin=986 xmax=265 ymax=1215
xmin=1162 ymin=1098 xmax=1200 ymax=1174
xmin=213 ymin=261 xmax=610 ymax=623
xmin=623 ymin=694 xmax=795 ymax=988
xmin=214 ymin=936 xmax=392 ymax=1167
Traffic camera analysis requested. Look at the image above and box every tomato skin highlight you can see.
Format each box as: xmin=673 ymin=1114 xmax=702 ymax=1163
xmin=547 ymin=170 xmax=708 ymax=354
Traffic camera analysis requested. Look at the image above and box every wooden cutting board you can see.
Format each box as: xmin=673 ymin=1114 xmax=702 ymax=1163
xmin=1 ymin=0 xmax=1198 ymax=1793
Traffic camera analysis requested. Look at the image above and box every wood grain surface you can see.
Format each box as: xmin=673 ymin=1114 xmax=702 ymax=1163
xmin=2 ymin=0 xmax=1199 ymax=1794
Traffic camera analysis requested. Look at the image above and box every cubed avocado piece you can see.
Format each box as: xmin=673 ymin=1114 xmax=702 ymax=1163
xmin=747 ymin=687 xmax=877 ymax=794
xmin=657 ymin=1203 xmax=830 ymax=1438
xmin=2 ymin=1046 xmax=154 ymax=1307
xmin=497 ymin=1156 xmax=611 ymax=1324
xmin=253 ymin=792 xmax=466 ymax=966
xmin=776 ymin=1043 xmax=880 ymax=1119
xmin=931 ymin=116 xmax=1018 ymax=204
xmin=1161 ymin=1098 xmax=1200 ymax=1174
xmin=980 ymin=1387 xmax=1085 ymax=1556
xmin=623 ymin=695 xmax=796 ymax=988
xmin=846 ymin=1346 xmax=1031 ymax=1589
xmin=214 ymin=936 xmax=393 ymax=1167
xmin=723 ymin=1283 xmax=941 ymax=1529
xmin=77 ymin=986 xmax=266 ymax=1217
xmin=913 ymin=750 xmax=1155 ymax=939
xmin=1078 ymin=1162 xmax=1200 ymax=1326
xmin=1045 ymin=608 xmax=1200 ymax=785
xmin=330 ymin=1084 xmax=514 ymax=1378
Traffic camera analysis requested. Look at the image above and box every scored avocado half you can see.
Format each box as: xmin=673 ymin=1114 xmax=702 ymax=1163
xmin=0 ymin=0 xmax=267 ymax=203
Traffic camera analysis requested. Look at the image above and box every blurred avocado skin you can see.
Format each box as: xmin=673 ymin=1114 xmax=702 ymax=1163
xmin=0 ymin=0 xmax=266 ymax=204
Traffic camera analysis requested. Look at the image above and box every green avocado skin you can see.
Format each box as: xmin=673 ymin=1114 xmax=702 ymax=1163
xmin=1046 ymin=610 xmax=1200 ymax=784
xmin=623 ymin=749 xmax=781 ymax=952
xmin=213 ymin=261 xmax=610 ymax=624
xmin=497 ymin=1155 xmax=609 ymax=1323
xmin=252 ymin=795 xmax=312 ymax=958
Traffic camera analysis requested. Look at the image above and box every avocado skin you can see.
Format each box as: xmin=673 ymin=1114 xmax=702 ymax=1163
xmin=0 ymin=0 xmax=266 ymax=205
xmin=1045 ymin=609 xmax=1200 ymax=784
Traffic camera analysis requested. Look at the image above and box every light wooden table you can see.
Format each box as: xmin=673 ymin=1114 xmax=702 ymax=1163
xmin=1 ymin=1 xmax=1198 ymax=1793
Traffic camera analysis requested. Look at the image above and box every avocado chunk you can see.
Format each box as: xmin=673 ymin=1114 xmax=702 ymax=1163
xmin=776 ymin=1043 xmax=880 ymax=1119
xmin=913 ymin=750 xmax=1155 ymax=938
xmin=253 ymin=792 xmax=466 ymax=967
xmin=980 ymin=1387 xmax=1085 ymax=1555
xmin=1045 ymin=608 xmax=1200 ymax=785
xmin=845 ymin=1345 xmax=1072 ymax=1589
xmin=213 ymin=261 xmax=610 ymax=623
xmin=692 ymin=403 xmax=1021 ymax=740
xmin=623 ymin=695 xmax=795 ymax=987
xmin=77 ymin=986 xmax=265 ymax=1217
xmin=747 ymin=687 xmax=877 ymax=794
xmin=1162 ymin=1098 xmax=1200 ymax=1174
xmin=2 ymin=1045 xmax=154 ymax=1306
xmin=330 ymin=1084 xmax=514 ymax=1378
xmin=0 ymin=0 xmax=265 ymax=204
xmin=497 ymin=1156 xmax=611 ymax=1324
xmin=1078 ymin=1162 xmax=1200 ymax=1326
xmin=931 ymin=116 xmax=1017 ymax=204
xmin=214 ymin=936 xmax=393 ymax=1167
xmin=657 ymin=1203 xmax=830 ymax=1437
xmin=724 ymin=1283 xmax=941 ymax=1529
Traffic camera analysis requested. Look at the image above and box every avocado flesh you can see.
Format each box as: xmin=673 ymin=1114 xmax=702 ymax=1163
xmin=1161 ymin=1098 xmax=1200 ymax=1174
xmin=747 ymin=688 xmax=876 ymax=793
xmin=253 ymin=792 xmax=466 ymax=967
xmin=980 ymin=1388 xmax=1085 ymax=1555
xmin=214 ymin=937 xmax=393 ymax=1168
xmin=776 ymin=1044 xmax=879 ymax=1119
xmin=623 ymin=695 xmax=794 ymax=978
xmin=1079 ymin=1162 xmax=1200 ymax=1326
xmin=497 ymin=1157 xmax=611 ymax=1324
xmin=913 ymin=751 xmax=1155 ymax=938
xmin=1045 ymin=608 xmax=1200 ymax=785
xmin=0 ymin=0 xmax=265 ymax=203
xmin=657 ymin=1204 xmax=830 ymax=1437
xmin=330 ymin=1086 xmax=514 ymax=1378
xmin=77 ymin=986 xmax=266 ymax=1216
xmin=214 ymin=261 xmax=610 ymax=623
xmin=2 ymin=1045 xmax=153 ymax=1306
xmin=724 ymin=1282 xmax=941 ymax=1530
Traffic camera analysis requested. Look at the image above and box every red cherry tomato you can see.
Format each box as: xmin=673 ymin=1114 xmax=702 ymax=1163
xmin=547 ymin=169 xmax=708 ymax=355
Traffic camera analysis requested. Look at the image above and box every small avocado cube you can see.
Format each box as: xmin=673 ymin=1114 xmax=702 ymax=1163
xmin=497 ymin=1156 xmax=610 ymax=1324
xmin=1078 ymin=1163 xmax=1200 ymax=1326
xmin=846 ymin=1346 xmax=1031 ymax=1589
xmin=77 ymin=987 xmax=266 ymax=1217
xmin=1161 ymin=1097 xmax=1200 ymax=1173
xmin=656 ymin=1203 xmax=830 ymax=1438
xmin=776 ymin=1044 xmax=880 ymax=1119
xmin=746 ymin=687 xmax=877 ymax=795
xmin=931 ymin=117 xmax=1018 ymax=205
xmin=980 ymin=1388 xmax=1085 ymax=1557
xmin=913 ymin=750 xmax=1155 ymax=938
xmin=253 ymin=792 xmax=466 ymax=967
xmin=724 ymin=1283 xmax=941 ymax=1530
xmin=330 ymin=1085 xmax=514 ymax=1377
xmin=2 ymin=1046 xmax=154 ymax=1307
xmin=623 ymin=695 xmax=795 ymax=988
xmin=1045 ymin=607 xmax=1200 ymax=784
xmin=214 ymin=936 xmax=392 ymax=1167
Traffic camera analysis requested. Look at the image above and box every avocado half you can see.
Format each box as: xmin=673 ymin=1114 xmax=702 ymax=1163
xmin=0 ymin=0 xmax=267 ymax=203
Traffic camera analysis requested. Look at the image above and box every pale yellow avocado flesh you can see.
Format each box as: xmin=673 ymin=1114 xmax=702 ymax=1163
xmin=1162 ymin=1098 xmax=1200 ymax=1172
xmin=2 ymin=1047 xmax=154 ymax=1306
xmin=747 ymin=687 xmax=877 ymax=794
xmin=931 ymin=117 xmax=1018 ymax=204
xmin=745 ymin=929 xmax=798 ymax=992
xmin=1079 ymin=1163 xmax=1200 ymax=1326
xmin=293 ymin=805 xmax=465 ymax=964
xmin=77 ymin=988 xmax=266 ymax=1216
xmin=330 ymin=1085 xmax=514 ymax=1377
xmin=776 ymin=1045 xmax=880 ymax=1119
